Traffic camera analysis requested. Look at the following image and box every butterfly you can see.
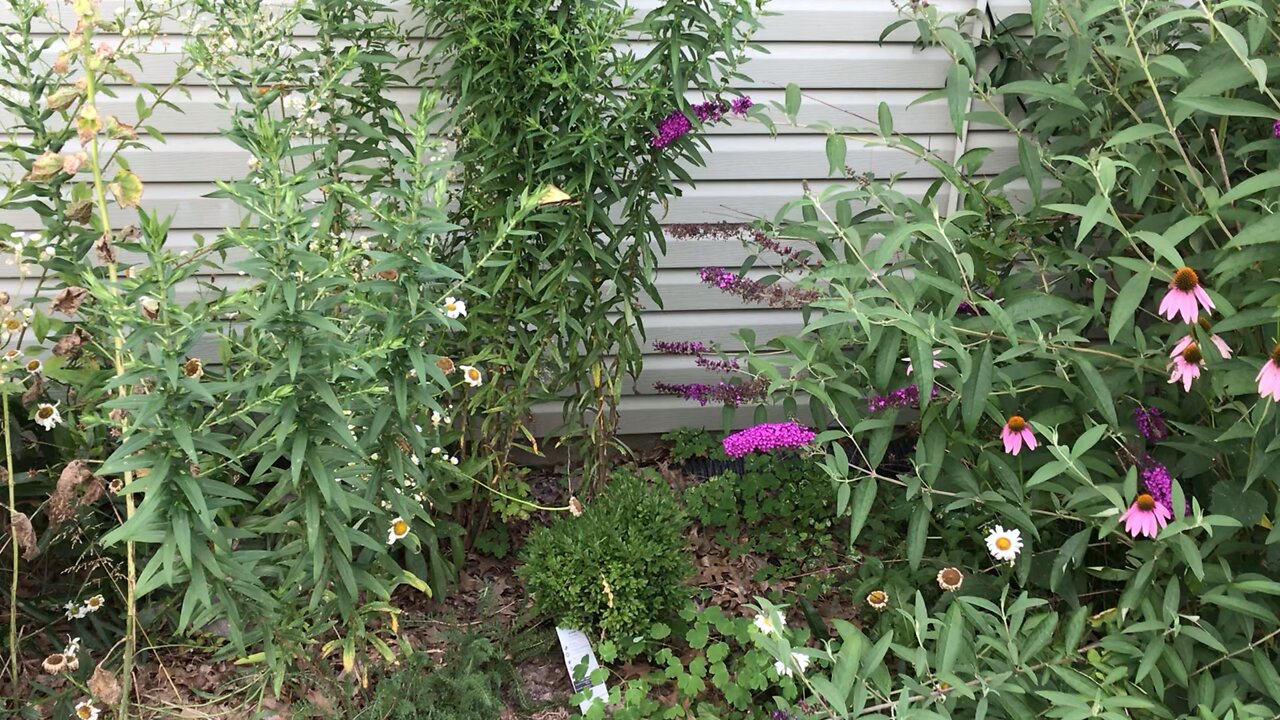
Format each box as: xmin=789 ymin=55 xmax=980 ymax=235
xmin=536 ymin=184 xmax=578 ymax=207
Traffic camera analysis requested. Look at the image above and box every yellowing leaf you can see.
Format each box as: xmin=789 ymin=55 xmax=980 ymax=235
xmin=109 ymin=170 xmax=144 ymax=208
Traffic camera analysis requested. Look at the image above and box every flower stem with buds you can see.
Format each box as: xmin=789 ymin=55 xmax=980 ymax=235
xmin=76 ymin=10 xmax=138 ymax=716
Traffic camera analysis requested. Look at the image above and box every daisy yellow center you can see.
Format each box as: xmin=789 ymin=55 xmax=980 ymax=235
xmin=1181 ymin=342 xmax=1202 ymax=364
xmin=1172 ymin=267 xmax=1198 ymax=292
xmin=25 ymin=360 xmax=39 ymax=371
xmin=4 ymin=351 xmax=16 ymax=359
xmin=77 ymin=707 xmax=92 ymax=719
xmin=939 ymin=568 xmax=963 ymax=586
xmin=1006 ymin=416 xmax=1026 ymax=431
xmin=36 ymin=406 xmax=53 ymax=419
xmin=467 ymin=368 xmax=480 ymax=381
xmin=1270 ymin=343 xmax=1280 ymax=365
xmin=995 ymin=537 xmax=1012 ymax=551
xmin=868 ymin=591 xmax=886 ymax=604
xmin=87 ymin=597 xmax=101 ymax=608
xmin=1136 ymin=493 xmax=1156 ymax=511
xmin=3 ymin=319 xmax=19 ymax=331
xmin=446 ymin=303 xmax=457 ymax=312
xmin=392 ymin=519 xmax=408 ymax=535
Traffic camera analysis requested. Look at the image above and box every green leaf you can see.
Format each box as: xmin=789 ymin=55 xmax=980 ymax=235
xmin=784 ymin=83 xmax=801 ymax=120
xmin=945 ymin=64 xmax=973 ymax=135
xmin=877 ymin=102 xmax=894 ymax=137
xmin=1103 ymin=123 xmax=1167 ymax=147
xmin=907 ymin=504 xmax=928 ymax=571
xmin=1108 ymin=270 xmax=1151 ymax=341
xmin=848 ymin=478 xmax=877 ymax=546
xmin=1173 ymin=95 xmax=1276 ymax=119
xmin=826 ymin=133 xmax=847 ymax=176
xmin=1225 ymin=211 xmax=1280 ymax=248
xmin=998 ymin=80 xmax=1087 ymax=111
xmin=1072 ymin=357 xmax=1117 ymax=426
xmin=961 ymin=344 xmax=993 ymax=434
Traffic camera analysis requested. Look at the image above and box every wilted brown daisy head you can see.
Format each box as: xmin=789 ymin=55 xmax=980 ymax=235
xmin=936 ymin=566 xmax=964 ymax=592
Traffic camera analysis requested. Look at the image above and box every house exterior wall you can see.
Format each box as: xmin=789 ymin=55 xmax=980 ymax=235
xmin=1 ymin=0 xmax=1025 ymax=434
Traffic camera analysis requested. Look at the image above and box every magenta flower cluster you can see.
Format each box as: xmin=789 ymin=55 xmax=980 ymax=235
xmin=867 ymin=384 xmax=938 ymax=412
xmin=652 ymin=340 xmax=708 ymax=355
xmin=722 ymin=421 xmax=816 ymax=458
xmin=698 ymin=266 xmax=819 ymax=308
xmin=1141 ymin=459 xmax=1173 ymax=510
xmin=653 ymin=380 xmax=764 ymax=407
xmin=650 ymin=96 xmax=753 ymax=148
xmin=1274 ymin=119 xmax=1280 ymax=138
xmin=1134 ymin=406 xmax=1168 ymax=443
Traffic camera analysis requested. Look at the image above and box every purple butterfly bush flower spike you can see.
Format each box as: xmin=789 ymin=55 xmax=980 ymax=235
xmin=650 ymin=96 xmax=753 ymax=148
xmin=1134 ymin=406 xmax=1168 ymax=443
xmin=722 ymin=421 xmax=816 ymax=458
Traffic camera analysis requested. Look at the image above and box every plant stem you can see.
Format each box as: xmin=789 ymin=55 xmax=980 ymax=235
xmin=78 ymin=22 xmax=138 ymax=718
xmin=4 ymin=392 xmax=17 ymax=700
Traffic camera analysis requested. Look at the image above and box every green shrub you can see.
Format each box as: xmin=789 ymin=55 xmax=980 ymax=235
xmin=721 ymin=0 xmax=1280 ymax=717
xmin=519 ymin=469 xmax=691 ymax=657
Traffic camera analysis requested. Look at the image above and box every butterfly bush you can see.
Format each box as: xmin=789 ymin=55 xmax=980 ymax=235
xmin=726 ymin=2 xmax=1280 ymax=717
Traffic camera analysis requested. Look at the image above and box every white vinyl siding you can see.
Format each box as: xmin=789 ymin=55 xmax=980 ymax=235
xmin=2 ymin=0 xmax=1026 ymax=434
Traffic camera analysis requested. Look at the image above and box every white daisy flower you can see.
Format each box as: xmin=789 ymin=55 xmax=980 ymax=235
xmin=753 ymin=612 xmax=785 ymax=637
xmin=442 ymin=297 xmax=466 ymax=319
xmin=459 ymin=365 xmax=483 ymax=387
xmin=774 ymin=651 xmax=810 ymax=677
xmin=431 ymin=447 xmax=441 ymax=455
xmin=82 ymin=595 xmax=105 ymax=613
xmin=64 ymin=637 xmax=81 ymax=655
xmin=24 ymin=358 xmax=41 ymax=375
xmin=34 ymin=402 xmax=62 ymax=431
xmin=410 ymin=454 xmax=420 ymax=466
xmin=386 ymin=516 xmax=409 ymax=545
xmin=74 ymin=699 xmax=100 ymax=720
xmin=449 ymin=456 xmax=459 ymax=466
xmin=985 ymin=525 xmax=1023 ymax=562
xmin=430 ymin=411 xmax=442 ymax=427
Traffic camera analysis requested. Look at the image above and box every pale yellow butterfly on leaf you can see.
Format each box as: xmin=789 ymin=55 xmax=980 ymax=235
xmin=536 ymin=184 xmax=578 ymax=207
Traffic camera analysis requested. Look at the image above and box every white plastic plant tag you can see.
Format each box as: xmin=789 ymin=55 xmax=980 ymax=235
xmin=555 ymin=626 xmax=608 ymax=714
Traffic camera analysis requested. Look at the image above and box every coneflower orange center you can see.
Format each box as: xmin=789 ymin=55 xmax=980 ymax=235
xmin=1172 ymin=267 xmax=1198 ymax=292
xmin=1006 ymin=416 xmax=1026 ymax=431
xmin=1271 ymin=343 xmax=1280 ymax=365
xmin=1181 ymin=342 xmax=1202 ymax=364
xmin=1136 ymin=493 xmax=1156 ymax=511
xmin=1196 ymin=317 xmax=1212 ymax=333
xmin=995 ymin=537 xmax=1012 ymax=550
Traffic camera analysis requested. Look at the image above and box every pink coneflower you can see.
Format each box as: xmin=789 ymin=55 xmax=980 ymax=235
xmin=1194 ymin=318 xmax=1232 ymax=359
xmin=1168 ymin=341 xmax=1203 ymax=392
xmin=1158 ymin=267 xmax=1214 ymax=324
xmin=1119 ymin=493 xmax=1172 ymax=538
xmin=904 ymin=349 xmax=946 ymax=375
xmin=1258 ymin=343 xmax=1280 ymax=402
xmin=1000 ymin=415 xmax=1036 ymax=455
